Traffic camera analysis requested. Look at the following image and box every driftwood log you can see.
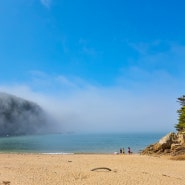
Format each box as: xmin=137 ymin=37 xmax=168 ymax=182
xmin=91 ymin=167 xmax=112 ymax=171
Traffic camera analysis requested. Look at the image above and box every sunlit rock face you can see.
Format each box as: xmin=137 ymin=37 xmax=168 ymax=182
xmin=0 ymin=92 xmax=53 ymax=136
xmin=141 ymin=132 xmax=185 ymax=156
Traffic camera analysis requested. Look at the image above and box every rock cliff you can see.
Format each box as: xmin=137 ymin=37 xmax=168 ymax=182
xmin=141 ymin=132 xmax=185 ymax=156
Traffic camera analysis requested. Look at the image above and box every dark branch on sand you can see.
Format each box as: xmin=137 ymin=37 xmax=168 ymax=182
xmin=91 ymin=167 xmax=112 ymax=171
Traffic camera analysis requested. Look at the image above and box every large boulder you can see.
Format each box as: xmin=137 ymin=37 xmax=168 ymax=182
xmin=141 ymin=132 xmax=185 ymax=156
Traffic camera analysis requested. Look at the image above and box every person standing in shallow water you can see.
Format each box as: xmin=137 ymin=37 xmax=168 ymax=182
xmin=120 ymin=148 xmax=122 ymax=154
xmin=119 ymin=148 xmax=125 ymax=154
xmin=128 ymin=147 xmax=132 ymax=154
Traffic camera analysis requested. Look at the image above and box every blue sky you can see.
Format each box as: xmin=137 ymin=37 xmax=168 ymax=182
xmin=0 ymin=0 xmax=185 ymax=133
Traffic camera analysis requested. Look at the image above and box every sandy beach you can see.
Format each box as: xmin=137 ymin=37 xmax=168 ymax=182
xmin=0 ymin=154 xmax=184 ymax=185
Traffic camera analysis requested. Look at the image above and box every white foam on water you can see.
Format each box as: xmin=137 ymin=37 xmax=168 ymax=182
xmin=41 ymin=152 xmax=74 ymax=155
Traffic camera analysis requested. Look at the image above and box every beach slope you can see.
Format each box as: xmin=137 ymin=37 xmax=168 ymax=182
xmin=0 ymin=154 xmax=184 ymax=185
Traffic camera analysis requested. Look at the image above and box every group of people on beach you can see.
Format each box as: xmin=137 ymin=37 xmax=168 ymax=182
xmin=120 ymin=147 xmax=132 ymax=154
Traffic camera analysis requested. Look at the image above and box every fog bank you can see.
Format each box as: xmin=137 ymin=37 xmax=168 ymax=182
xmin=0 ymin=85 xmax=177 ymax=134
xmin=0 ymin=92 xmax=59 ymax=136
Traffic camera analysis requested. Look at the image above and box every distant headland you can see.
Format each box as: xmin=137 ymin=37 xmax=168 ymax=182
xmin=0 ymin=92 xmax=56 ymax=137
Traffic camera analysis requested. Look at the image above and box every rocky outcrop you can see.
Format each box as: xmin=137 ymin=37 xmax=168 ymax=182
xmin=0 ymin=92 xmax=56 ymax=136
xmin=141 ymin=132 xmax=185 ymax=156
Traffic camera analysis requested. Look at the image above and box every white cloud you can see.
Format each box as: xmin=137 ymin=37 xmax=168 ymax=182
xmin=0 ymin=76 xmax=178 ymax=134
xmin=119 ymin=42 xmax=185 ymax=94
xmin=1 ymin=42 xmax=184 ymax=134
xmin=40 ymin=0 xmax=51 ymax=8
xmin=56 ymin=76 xmax=77 ymax=88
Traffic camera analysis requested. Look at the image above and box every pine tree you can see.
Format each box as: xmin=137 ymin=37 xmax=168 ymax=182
xmin=175 ymin=95 xmax=185 ymax=132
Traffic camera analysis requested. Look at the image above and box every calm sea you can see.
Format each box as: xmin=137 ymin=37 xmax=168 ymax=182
xmin=0 ymin=133 xmax=165 ymax=154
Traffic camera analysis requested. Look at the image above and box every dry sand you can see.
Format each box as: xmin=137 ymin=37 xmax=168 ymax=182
xmin=0 ymin=153 xmax=184 ymax=185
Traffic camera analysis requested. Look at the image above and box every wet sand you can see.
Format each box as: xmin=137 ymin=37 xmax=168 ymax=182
xmin=0 ymin=153 xmax=184 ymax=185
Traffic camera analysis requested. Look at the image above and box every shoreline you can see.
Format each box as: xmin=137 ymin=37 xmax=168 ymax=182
xmin=0 ymin=153 xmax=184 ymax=185
xmin=0 ymin=151 xmax=140 ymax=155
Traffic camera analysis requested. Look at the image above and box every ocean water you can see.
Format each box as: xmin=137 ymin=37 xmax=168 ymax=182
xmin=0 ymin=133 xmax=165 ymax=154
